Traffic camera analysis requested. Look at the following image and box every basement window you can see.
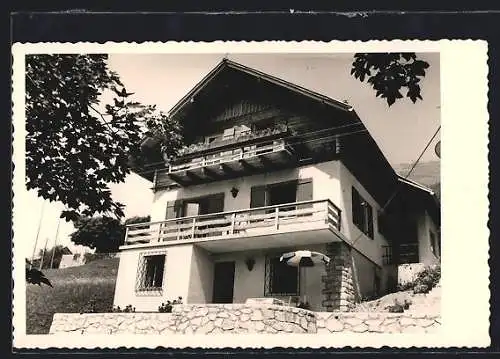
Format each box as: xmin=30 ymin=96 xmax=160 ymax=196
xmin=352 ymin=187 xmax=374 ymax=239
xmin=136 ymin=252 xmax=166 ymax=294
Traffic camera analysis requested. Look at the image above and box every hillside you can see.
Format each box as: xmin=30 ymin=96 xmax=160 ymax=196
xmin=26 ymin=258 xmax=119 ymax=334
xmin=392 ymin=161 xmax=441 ymax=200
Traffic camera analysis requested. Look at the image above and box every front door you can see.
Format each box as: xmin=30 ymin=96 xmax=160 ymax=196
xmin=212 ymin=261 xmax=235 ymax=303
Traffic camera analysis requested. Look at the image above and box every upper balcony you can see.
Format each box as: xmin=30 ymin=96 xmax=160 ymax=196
xmin=123 ymin=199 xmax=343 ymax=253
xmin=153 ymin=125 xmax=296 ymax=189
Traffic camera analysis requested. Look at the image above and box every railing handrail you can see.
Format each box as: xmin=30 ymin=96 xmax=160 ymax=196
xmin=168 ymin=139 xmax=285 ymax=173
xmin=126 ymin=198 xmax=340 ymax=228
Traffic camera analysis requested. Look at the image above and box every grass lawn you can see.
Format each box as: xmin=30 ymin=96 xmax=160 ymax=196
xmin=26 ymin=258 xmax=119 ymax=334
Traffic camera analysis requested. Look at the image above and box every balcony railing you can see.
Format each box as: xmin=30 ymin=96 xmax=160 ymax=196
xmin=154 ymin=138 xmax=295 ymax=188
xmin=124 ymin=199 xmax=341 ymax=246
xmin=168 ymin=139 xmax=288 ymax=173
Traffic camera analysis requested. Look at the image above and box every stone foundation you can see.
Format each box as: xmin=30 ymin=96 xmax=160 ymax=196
xmin=49 ymin=304 xmax=441 ymax=335
xmin=321 ymin=243 xmax=356 ymax=311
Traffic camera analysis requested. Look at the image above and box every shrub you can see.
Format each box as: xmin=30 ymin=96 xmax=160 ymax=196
xmin=83 ymin=252 xmax=117 ymax=264
xmin=387 ymin=299 xmax=412 ymax=313
xmin=397 ymin=265 xmax=441 ymax=294
xmin=158 ymin=297 xmax=183 ymax=313
xmin=112 ymin=304 xmax=135 ymax=313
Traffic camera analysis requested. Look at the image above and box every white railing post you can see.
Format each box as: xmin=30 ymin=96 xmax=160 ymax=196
xmin=191 ymin=218 xmax=196 ymax=239
xmin=230 ymin=213 xmax=236 ymax=234
xmin=275 ymin=207 xmax=280 ymax=229
xmin=156 ymin=223 xmax=162 ymax=242
xmin=124 ymin=227 xmax=129 ymax=244
xmin=325 ymin=201 xmax=330 ymax=224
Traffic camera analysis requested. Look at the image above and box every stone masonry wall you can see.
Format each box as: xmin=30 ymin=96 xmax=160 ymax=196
xmin=316 ymin=312 xmax=441 ymax=334
xmin=50 ymin=304 xmax=316 ymax=335
xmin=322 ymin=243 xmax=356 ymax=312
xmin=49 ymin=304 xmax=441 ymax=335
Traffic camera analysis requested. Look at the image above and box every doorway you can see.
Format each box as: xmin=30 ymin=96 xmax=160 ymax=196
xmin=212 ymin=261 xmax=235 ymax=303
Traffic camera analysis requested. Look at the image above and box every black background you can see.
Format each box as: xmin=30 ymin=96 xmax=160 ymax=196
xmin=7 ymin=4 xmax=499 ymax=358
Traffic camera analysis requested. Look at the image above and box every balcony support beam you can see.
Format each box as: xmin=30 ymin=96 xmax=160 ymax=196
xmin=238 ymin=158 xmax=257 ymax=172
xmin=219 ymin=163 xmax=235 ymax=174
xmin=258 ymin=155 xmax=275 ymax=168
xmin=167 ymin=173 xmax=187 ymax=186
xmin=201 ymin=167 xmax=219 ymax=179
xmin=185 ymin=170 xmax=201 ymax=181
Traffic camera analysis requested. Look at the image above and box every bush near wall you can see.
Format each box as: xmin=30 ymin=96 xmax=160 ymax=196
xmin=83 ymin=252 xmax=118 ymax=264
xmin=398 ymin=265 xmax=440 ymax=294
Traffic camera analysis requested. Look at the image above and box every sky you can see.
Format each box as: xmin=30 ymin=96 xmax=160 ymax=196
xmin=20 ymin=52 xmax=441 ymax=258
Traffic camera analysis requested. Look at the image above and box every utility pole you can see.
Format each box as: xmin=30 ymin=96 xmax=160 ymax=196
xmin=39 ymin=235 xmax=50 ymax=270
xmin=49 ymin=217 xmax=61 ymax=269
xmin=30 ymin=201 xmax=45 ymax=270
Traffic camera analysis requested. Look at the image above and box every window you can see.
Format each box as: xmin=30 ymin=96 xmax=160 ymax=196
xmin=250 ymin=179 xmax=313 ymax=208
xmin=352 ymin=187 xmax=374 ymax=239
xmin=136 ymin=252 xmax=166 ymax=293
xmin=264 ymin=256 xmax=299 ymax=296
xmin=429 ymin=230 xmax=439 ymax=258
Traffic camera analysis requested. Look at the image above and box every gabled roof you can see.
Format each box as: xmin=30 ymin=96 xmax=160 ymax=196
xmin=397 ymin=175 xmax=441 ymax=225
xmin=397 ymin=175 xmax=436 ymax=195
xmin=168 ymin=58 xmax=354 ymax=118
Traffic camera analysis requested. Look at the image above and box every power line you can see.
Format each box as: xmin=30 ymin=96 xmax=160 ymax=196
xmin=350 ymin=125 xmax=441 ymax=248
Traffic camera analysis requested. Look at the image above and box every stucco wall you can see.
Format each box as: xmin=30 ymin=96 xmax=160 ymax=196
xmin=337 ymin=162 xmax=389 ymax=267
xmin=187 ymin=246 xmax=214 ymax=304
xmin=212 ymin=244 xmax=327 ymax=311
xmin=49 ymin=306 xmax=440 ymax=335
xmin=150 ymin=161 xmax=341 ymax=222
xmin=113 ymin=245 xmax=195 ymax=312
xmin=351 ymin=249 xmax=380 ymax=300
xmin=417 ymin=211 xmax=440 ymax=265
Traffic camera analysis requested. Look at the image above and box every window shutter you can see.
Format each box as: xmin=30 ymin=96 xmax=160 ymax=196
xmin=250 ymin=186 xmax=267 ymax=208
xmin=352 ymin=187 xmax=362 ymax=227
xmin=366 ymin=204 xmax=374 ymax=239
xmin=296 ymin=179 xmax=313 ymax=202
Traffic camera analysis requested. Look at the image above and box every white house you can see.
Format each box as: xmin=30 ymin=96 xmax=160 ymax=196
xmin=113 ymin=59 xmax=441 ymax=312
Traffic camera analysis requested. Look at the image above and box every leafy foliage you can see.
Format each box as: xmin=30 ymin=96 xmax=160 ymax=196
xmin=37 ymin=244 xmax=70 ymax=269
xmin=26 ymin=54 xmax=183 ymax=222
xmin=112 ymin=304 xmax=136 ymax=313
xmin=397 ymin=265 xmax=441 ymax=294
xmin=158 ymin=297 xmax=183 ymax=313
xmin=351 ymin=53 xmax=430 ymax=106
xmin=25 ymin=260 xmax=53 ymax=288
xmin=70 ymin=216 xmax=126 ymax=253
xmin=70 ymin=215 xmax=151 ymax=253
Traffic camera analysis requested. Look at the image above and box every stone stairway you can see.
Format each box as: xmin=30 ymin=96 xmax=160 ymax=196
xmin=406 ymin=280 xmax=441 ymax=315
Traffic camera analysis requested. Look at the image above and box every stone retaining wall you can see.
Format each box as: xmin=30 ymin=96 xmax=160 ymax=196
xmin=50 ymin=304 xmax=316 ymax=335
xmin=49 ymin=304 xmax=441 ymax=335
xmin=317 ymin=312 xmax=441 ymax=334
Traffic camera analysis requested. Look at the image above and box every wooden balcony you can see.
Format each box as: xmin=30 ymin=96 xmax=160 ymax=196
xmin=123 ymin=199 xmax=343 ymax=253
xmin=154 ymin=138 xmax=295 ymax=188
